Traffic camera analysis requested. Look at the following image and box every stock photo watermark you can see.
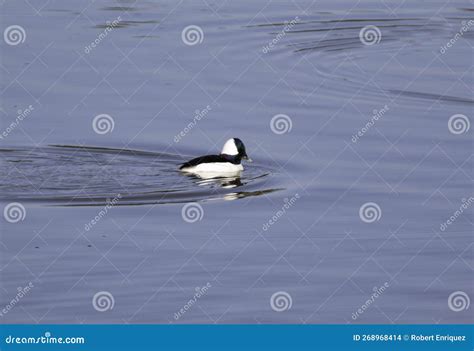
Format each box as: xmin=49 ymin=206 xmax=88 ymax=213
xmin=0 ymin=105 xmax=34 ymax=139
xmin=448 ymin=291 xmax=470 ymax=312
xmin=448 ymin=114 xmax=470 ymax=135
xmin=174 ymin=283 xmax=212 ymax=321
xmin=440 ymin=20 xmax=474 ymax=54
xmin=270 ymin=291 xmax=292 ymax=312
xmin=84 ymin=16 xmax=122 ymax=54
xmin=262 ymin=16 xmax=300 ymax=54
xmin=270 ymin=114 xmax=293 ymax=135
xmin=359 ymin=202 xmax=382 ymax=223
xmin=3 ymin=25 xmax=26 ymax=45
xmin=359 ymin=25 xmax=381 ymax=46
xmin=440 ymin=197 xmax=474 ymax=232
xmin=84 ymin=194 xmax=122 ymax=232
xmin=0 ymin=282 xmax=34 ymax=318
xmin=92 ymin=291 xmax=115 ymax=312
xmin=174 ymin=105 xmax=212 ymax=143
xmin=181 ymin=25 xmax=204 ymax=46
xmin=262 ymin=193 xmax=300 ymax=231
xmin=351 ymin=282 xmax=389 ymax=320
xmin=181 ymin=203 xmax=204 ymax=223
xmin=92 ymin=114 xmax=115 ymax=135
xmin=352 ymin=105 xmax=389 ymax=143
xmin=4 ymin=331 xmax=85 ymax=345
xmin=3 ymin=202 xmax=26 ymax=223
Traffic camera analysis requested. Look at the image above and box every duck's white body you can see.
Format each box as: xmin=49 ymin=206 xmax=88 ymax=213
xmin=180 ymin=162 xmax=243 ymax=174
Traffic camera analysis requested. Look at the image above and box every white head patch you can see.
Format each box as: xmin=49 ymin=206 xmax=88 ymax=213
xmin=221 ymin=138 xmax=238 ymax=155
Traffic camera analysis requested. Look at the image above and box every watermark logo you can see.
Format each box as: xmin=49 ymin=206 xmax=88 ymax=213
xmin=440 ymin=197 xmax=473 ymax=232
xmin=270 ymin=114 xmax=292 ymax=135
xmin=0 ymin=105 xmax=34 ymax=140
xmin=84 ymin=194 xmax=121 ymax=232
xmin=352 ymin=282 xmax=389 ymax=320
xmin=3 ymin=25 xmax=26 ymax=46
xmin=0 ymin=282 xmax=34 ymax=318
xmin=262 ymin=16 xmax=300 ymax=53
xmin=4 ymin=331 xmax=85 ymax=345
xmin=448 ymin=114 xmax=470 ymax=135
xmin=174 ymin=283 xmax=211 ymax=320
xmin=3 ymin=202 xmax=26 ymax=223
xmin=359 ymin=202 xmax=382 ymax=223
xmin=270 ymin=291 xmax=292 ymax=312
xmin=181 ymin=203 xmax=204 ymax=223
xmin=181 ymin=25 xmax=204 ymax=46
xmin=359 ymin=25 xmax=381 ymax=46
xmin=84 ymin=16 xmax=122 ymax=54
xmin=262 ymin=193 xmax=300 ymax=231
xmin=174 ymin=105 xmax=212 ymax=143
xmin=448 ymin=291 xmax=470 ymax=312
xmin=440 ymin=20 xmax=474 ymax=54
xmin=92 ymin=114 xmax=115 ymax=135
xmin=92 ymin=291 xmax=115 ymax=312
xmin=352 ymin=105 xmax=389 ymax=143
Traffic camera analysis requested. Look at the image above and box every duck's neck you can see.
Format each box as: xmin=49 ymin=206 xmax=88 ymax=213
xmin=220 ymin=153 xmax=242 ymax=164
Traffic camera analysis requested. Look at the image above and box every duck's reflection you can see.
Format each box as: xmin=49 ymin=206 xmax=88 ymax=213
xmin=181 ymin=171 xmax=282 ymax=202
xmin=185 ymin=171 xmax=244 ymax=189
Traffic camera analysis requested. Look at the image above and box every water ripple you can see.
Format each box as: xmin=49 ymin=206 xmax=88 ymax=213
xmin=0 ymin=146 xmax=282 ymax=206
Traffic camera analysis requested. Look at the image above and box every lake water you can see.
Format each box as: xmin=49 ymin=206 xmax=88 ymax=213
xmin=0 ymin=0 xmax=472 ymax=324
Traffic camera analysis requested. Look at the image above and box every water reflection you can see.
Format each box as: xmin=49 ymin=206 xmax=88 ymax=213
xmin=192 ymin=174 xmax=244 ymax=188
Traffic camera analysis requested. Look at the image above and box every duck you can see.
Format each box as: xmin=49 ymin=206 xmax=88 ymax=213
xmin=179 ymin=138 xmax=251 ymax=176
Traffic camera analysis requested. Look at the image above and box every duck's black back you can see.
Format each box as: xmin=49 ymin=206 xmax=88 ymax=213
xmin=180 ymin=154 xmax=241 ymax=169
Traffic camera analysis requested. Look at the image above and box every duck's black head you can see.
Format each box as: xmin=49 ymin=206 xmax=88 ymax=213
xmin=221 ymin=138 xmax=251 ymax=162
xmin=233 ymin=138 xmax=250 ymax=160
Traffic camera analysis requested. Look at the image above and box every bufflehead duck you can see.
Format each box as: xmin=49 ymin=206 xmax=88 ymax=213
xmin=179 ymin=138 xmax=251 ymax=176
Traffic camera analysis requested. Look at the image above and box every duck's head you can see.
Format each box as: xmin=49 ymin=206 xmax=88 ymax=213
xmin=221 ymin=138 xmax=252 ymax=162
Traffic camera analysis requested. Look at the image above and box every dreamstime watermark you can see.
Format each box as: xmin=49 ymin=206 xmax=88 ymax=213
xmin=352 ymin=105 xmax=389 ymax=143
xmin=181 ymin=202 xmax=204 ymax=223
xmin=440 ymin=20 xmax=474 ymax=54
xmin=0 ymin=105 xmax=34 ymax=140
xmin=262 ymin=16 xmax=300 ymax=53
xmin=4 ymin=332 xmax=85 ymax=345
xmin=84 ymin=194 xmax=121 ymax=231
xmin=270 ymin=291 xmax=292 ymax=312
xmin=3 ymin=202 xmax=26 ymax=223
xmin=351 ymin=282 xmax=389 ymax=320
xmin=92 ymin=291 xmax=115 ymax=312
xmin=448 ymin=291 xmax=470 ymax=312
xmin=270 ymin=114 xmax=292 ymax=134
xmin=359 ymin=202 xmax=382 ymax=223
xmin=181 ymin=25 xmax=204 ymax=46
xmin=3 ymin=25 xmax=26 ymax=45
xmin=359 ymin=25 xmax=381 ymax=46
xmin=173 ymin=282 xmax=211 ymax=320
xmin=440 ymin=197 xmax=474 ymax=232
xmin=84 ymin=16 xmax=121 ymax=54
xmin=174 ymin=105 xmax=212 ymax=143
xmin=448 ymin=114 xmax=470 ymax=135
xmin=92 ymin=114 xmax=115 ymax=135
xmin=0 ymin=282 xmax=34 ymax=317
xmin=262 ymin=193 xmax=300 ymax=231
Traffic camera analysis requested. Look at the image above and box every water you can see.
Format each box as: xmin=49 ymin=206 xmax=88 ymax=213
xmin=0 ymin=146 xmax=279 ymax=205
xmin=0 ymin=0 xmax=472 ymax=324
